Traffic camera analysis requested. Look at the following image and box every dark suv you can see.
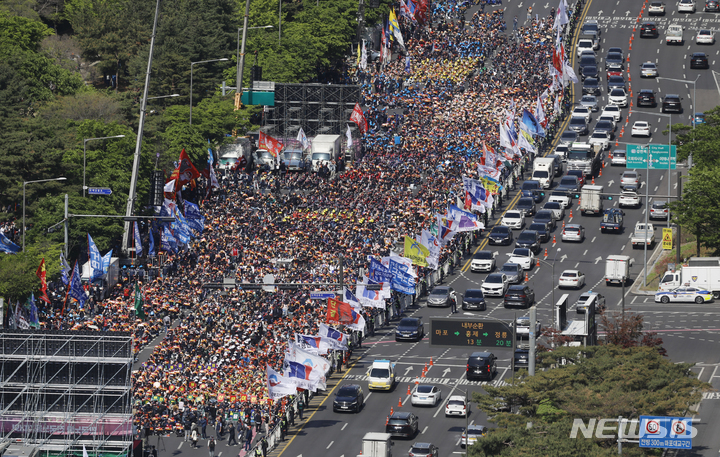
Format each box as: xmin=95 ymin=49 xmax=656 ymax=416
xmin=640 ymin=22 xmax=658 ymax=38
xmin=583 ymin=77 xmax=601 ymax=95
xmin=386 ymin=411 xmax=419 ymax=438
xmin=637 ymin=89 xmax=656 ymax=107
xmin=707 ymin=0 xmax=720 ymax=11
xmin=333 ymin=384 xmax=364 ymax=413
xmin=504 ymin=285 xmax=536 ymax=308
xmin=488 ymin=225 xmax=513 ymax=245
xmin=515 ymin=230 xmax=541 ymax=254
xmin=662 ymin=94 xmax=683 ymax=113
xmin=605 ymin=52 xmax=624 ymax=70
xmin=690 ymin=52 xmax=709 ymax=69
xmin=466 ymin=352 xmax=497 ymax=381
xmin=514 ymin=349 xmax=532 ymax=371
xmin=516 ymin=197 xmax=536 ymax=216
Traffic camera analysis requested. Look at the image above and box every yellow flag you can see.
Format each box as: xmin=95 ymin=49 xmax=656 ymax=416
xmin=404 ymin=236 xmax=430 ymax=267
xmin=357 ymin=42 xmax=361 ymax=67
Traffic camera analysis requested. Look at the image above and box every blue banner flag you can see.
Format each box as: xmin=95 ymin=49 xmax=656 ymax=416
xmin=368 ymin=257 xmax=393 ymax=283
xmin=68 ymin=261 xmax=87 ymax=308
xmin=102 ymin=249 xmax=113 ymax=275
xmin=521 ymin=108 xmax=546 ymax=137
xmin=87 ymin=234 xmax=103 ymax=280
xmin=133 ymin=221 xmax=143 ymax=257
xmin=173 ymin=208 xmax=191 ymax=244
xmin=161 ymin=226 xmax=178 ymax=253
xmin=184 ymin=201 xmax=205 ymax=233
xmin=60 ymin=252 xmax=71 ymax=285
xmin=148 ymin=229 xmax=156 ymax=256
xmin=0 ymin=232 xmax=21 ymax=254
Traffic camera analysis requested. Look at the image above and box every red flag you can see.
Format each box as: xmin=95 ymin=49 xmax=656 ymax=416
xmin=259 ymin=132 xmax=283 ymax=157
xmin=350 ymin=103 xmax=368 ymax=134
xmin=327 ymin=298 xmax=356 ymax=324
xmin=168 ymin=149 xmax=201 ymax=191
xmin=35 ymin=258 xmax=51 ymax=304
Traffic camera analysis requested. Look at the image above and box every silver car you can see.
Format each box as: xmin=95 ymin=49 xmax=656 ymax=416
xmin=562 ymin=224 xmax=585 ymax=242
xmin=611 ymin=149 xmax=626 ymax=166
xmin=620 ymin=170 xmax=641 ymax=188
xmin=650 ymin=200 xmax=669 ymax=220
xmin=640 ymin=61 xmax=659 ymax=78
xmin=499 ymin=263 xmax=523 ymax=284
xmin=580 ymin=95 xmax=599 ymax=112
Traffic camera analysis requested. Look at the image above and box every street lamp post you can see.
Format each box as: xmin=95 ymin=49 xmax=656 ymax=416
xmin=83 ymin=135 xmax=125 ymax=197
xmin=535 ymin=248 xmax=561 ymax=347
xmin=190 ymin=58 xmax=229 ymax=125
xmin=23 ymin=177 xmax=67 ymax=251
xmin=644 ymin=143 xmax=651 ymax=287
xmin=236 ymin=25 xmax=273 ymax=97
xmin=654 ymin=112 xmax=673 ymax=228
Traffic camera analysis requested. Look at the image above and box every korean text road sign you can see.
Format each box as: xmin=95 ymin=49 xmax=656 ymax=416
xmin=626 ymin=144 xmax=677 ymax=170
xmin=430 ymin=318 xmax=512 ymax=348
xmin=310 ymin=291 xmax=336 ymax=300
xmin=662 ymin=228 xmax=673 ymax=250
xmin=639 ymin=416 xmax=692 ymax=449
xmin=88 ymin=187 xmax=112 ymax=195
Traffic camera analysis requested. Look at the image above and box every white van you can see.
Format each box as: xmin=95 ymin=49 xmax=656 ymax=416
xmin=367 ymin=359 xmax=395 ymax=391
xmin=532 ymin=158 xmax=555 ymax=189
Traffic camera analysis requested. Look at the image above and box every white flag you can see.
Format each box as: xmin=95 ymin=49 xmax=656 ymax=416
xmin=553 ymin=0 xmax=569 ymax=29
xmin=297 ymin=127 xmax=310 ymax=150
xmin=346 ymin=124 xmax=353 ymax=148
xmin=266 ymin=365 xmax=298 ymax=399
xmin=360 ymin=40 xmax=368 ymax=71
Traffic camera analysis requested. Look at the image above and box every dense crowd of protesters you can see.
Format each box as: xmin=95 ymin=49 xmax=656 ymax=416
xmin=11 ymin=1 xmax=577 ymax=453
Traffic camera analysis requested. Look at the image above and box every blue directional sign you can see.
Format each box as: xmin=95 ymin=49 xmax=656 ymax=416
xmin=626 ymin=144 xmax=677 ymax=170
xmin=88 ymin=187 xmax=112 ymax=195
xmin=310 ymin=291 xmax=336 ymax=300
xmin=639 ymin=416 xmax=692 ymax=449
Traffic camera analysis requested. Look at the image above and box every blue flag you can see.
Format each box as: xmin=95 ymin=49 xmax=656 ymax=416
xmin=29 ymin=294 xmax=39 ymax=328
xmin=184 ymin=201 xmax=205 ymax=233
xmin=60 ymin=252 xmax=71 ymax=285
xmin=87 ymin=234 xmax=103 ymax=280
xmin=0 ymin=232 xmax=21 ymax=254
xmin=148 ymin=230 xmax=156 ymax=256
xmin=368 ymin=257 xmax=393 ymax=284
xmin=68 ymin=261 xmax=87 ymax=308
xmin=521 ymin=108 xmax=546 ymax=137
xmin=161 ymin=226 xmax=178 ymax=253
xmin=133 ymin=221 xmax=143 ymax=257
xmin=172 ymin=208 xmax=191 ymax=244
xmin=102 ymin=249 xmax=113 ymax=275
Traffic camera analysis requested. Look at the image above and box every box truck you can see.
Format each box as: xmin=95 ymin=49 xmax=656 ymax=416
xmin=310 ymin=134 xmax=342 ymax=172
xmin=359 ymin=432 xmax=392 ymax=457
xmin=658 ymin=257 xmax=720 ymax=298
xmin=579 ymin=185 xmax=603 ymax=215
xmin=605 ymin=255 xmax=631 ymax=286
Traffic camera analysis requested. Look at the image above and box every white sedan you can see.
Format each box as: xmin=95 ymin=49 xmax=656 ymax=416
xmin=678 ymin=0 xmax=696 ymax=12
xmin=601 ymin=105 xmax=622 ymax=122
xmin=558 ymin=270 xmax=586 ymax=289
xmin=655 ymin=286 xmax=713 ymax=304
xmin=445 ymin=395 xmax=469 ymax=417
xmin=631 ymin=121 xmax=651 ymax=137
xmin=589 ymin=131 xmax=611 ymax=150
xmin=608 ymin=88 xmax=628 ymax=107
xmin=572 ymin=106 xmax=592 ymax=123
xmin=501 ymin=210 xmax=525 ymax=230
xmin=411 ymin=384 xmax=442 ymax=406
xmin=481 ymin=273 xmax=509 ymax=297
xmin=507 ymin=248 xmax=535 ymax=270
xmin=696 ymin=29 xmax=715 ymax=44
xmin=619 ymin=190 xmax=641 ymax=208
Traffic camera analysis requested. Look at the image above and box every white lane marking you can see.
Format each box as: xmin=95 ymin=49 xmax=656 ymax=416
xmin=327 ymin=441 xmax=334 ymax=449
xmin=422 ymin=426 xmax=429 ymax=434
xmin=341 ymin=423 xmax=348 ymax=431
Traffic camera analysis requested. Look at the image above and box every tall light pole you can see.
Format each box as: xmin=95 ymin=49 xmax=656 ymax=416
xmin=83 ymin=135 xmax=125 ymax=197
xmin=23 ymin=177 xmax=67 ymax=251
xmin=236 ymin=26 xmax=273 ymax=96
xmin=657 ymin=75 xmax=700 ymax=166
xmin=190 ymin=58 xmax=229 ymax=125
xmin=655 ymin=112 xmax=673 ymax=228
xmin=536 ymin=248 xmax=561 ymax=334
xmin=643 ymin=143 xmax=651 ymax=287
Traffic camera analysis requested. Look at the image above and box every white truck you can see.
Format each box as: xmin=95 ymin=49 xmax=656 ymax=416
xmin=359 ymin=432 xmax=393 ymax=457
xmin=217 ymin=137 xmax=252 ymax=170
xmin=605 ymin=255 xmax=632 ymax=286
xmin=567 ymin=142 xmax=602 ymax=177
xmin=532 ymin=158 xmax=555 ymax=189
xmin=310 ymin=134 xmax=342 ymax=172
xmin=579 ymin=185 xmax=604 ymax=215
xmin=658 ymin=257 xmax=720 ymax=298
xmin=631 ymin=222 xmax=655 ymax=249
xmin=666 ymin=24 xmax=684 ymax=45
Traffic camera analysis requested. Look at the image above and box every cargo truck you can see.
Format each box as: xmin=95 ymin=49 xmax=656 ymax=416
xmin=605 ymin=255 xmax=632 ymax=286
xmin=630 ymin=222 xmax=655 ymax=249
xmin=566 ymin=142 xmax=602 ymax=177
xmin=310 ymin=134 xmax=342 ymax=172
xmin=658 ymin=257 xmax=720 ymax=298
xmin=358 ymin=432 xmax=393 ymax=457
xmin=579 ymin=185 xmax=604 ymax=215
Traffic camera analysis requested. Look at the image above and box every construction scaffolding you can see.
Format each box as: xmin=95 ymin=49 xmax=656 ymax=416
xmin=0 ymin=330 xmax=133 ymax=457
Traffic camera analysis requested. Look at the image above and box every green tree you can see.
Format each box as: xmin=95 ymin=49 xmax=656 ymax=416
xmin=0 ymin=242 xmax=63 ymax=302
xmin=472 ymin=346 xmax=708 ymax=456
xmin=670 ymin=165 xmax=720 ymax=255
xmin=673 ymin=106 xmax=720 ymax=170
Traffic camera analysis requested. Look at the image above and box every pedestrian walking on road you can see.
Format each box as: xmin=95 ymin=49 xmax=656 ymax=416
xmin=208 ymin=437 xmax=216 ymax=457
xmin=244 ymin=427 xmax=253 ymax=451
xmin=227 ymin=422 xmax=238 ymax=446
xmin=200 ymin=417 xmax=207 ymax=439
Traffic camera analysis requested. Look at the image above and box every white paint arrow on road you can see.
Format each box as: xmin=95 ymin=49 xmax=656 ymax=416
xmin=595 ymin=256 xmax=602 ymax=264
xmin=625 ymin=10 xmax=631 ymax=15
xmin=494 ymin=251 xmax=499 ymax=257
xmin=544 ymin=2 xmax=550 ymax=8
xmin=598 ymin=10 xmax=604 ymax=15
xmin=443 ymin=367 xmax=452 ymax=377
xmin=560 ymin=254 xmax=568 ymax=262
xmin=607 ymin=179 xmax=614 ymax=187
xmin=405 ymin=366 xmax=413 ymax=376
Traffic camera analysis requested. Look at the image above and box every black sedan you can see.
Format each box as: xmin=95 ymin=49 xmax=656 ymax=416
xmin=427 ymin=286 xmax=456 ymax=308
xmin=462 ymin=289 xmax=486 ymax=311
xmin=395 ymin=317 xmax=424 ymax=342
xmin=528 ymin=221 xmax=551 ymax=243
xmin=333 ymin=384 xmax=364 ymax=413
xmin=582 ymin=77 xmax=601 ymax=95
xmin=488 ymin=225 xmax=513 ymax=245
xmin=386 ymin=412 xmax=419 ymax=438
xmin=690 ymin=52 xmax=709 ymax=69
xmin=640 ymin=22 xmax=658 ymax=38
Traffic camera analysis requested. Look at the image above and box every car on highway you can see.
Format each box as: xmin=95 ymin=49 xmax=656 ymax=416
xmin=696 ymin=29 xmax=715 ymax=44
xmin=481 ymin=273 xmax=509 ymax=297
xmin=582 ymin=77 xmax=602 ymax=96
xmin=543 ymin=201 xmax=565 ymax=220
xmin=640 ymin=22 xmax=659 ymax=38
xmin=386 ymin=411 xmax=419 ymax=438
xmin=621 ymin=170 xmax=641 ymax=188
xmin=515 ymin=230 xmax=542 ymax=254
xmin=411 ymin=385 xmax=442 ymax=407
xmin=581 ymin=65 xmax=599 ymax=81
xmin=655 ymin=286 xmax=713 ymax=303
xmin=648 ymin=1 xmax=666 ymax=14
xmin=610 ymin=149 xmax=627 ymax=166
xmin=605 ymin=52 xmax=624 ymax=70
xmin=556 ymin=175 xmax=581 ymax=194
xmin=619 ymin=188 xmax=641 ymax=208
xmin=601 ymin=105 xmax=622 ymax=122
xmin=516 ymin=197 xmax=537 ymax=216
xmin=554 ymin=144 xmax=570 ymax=160
xmin=488 ymin=225 xmax=514 ymax=245
xmin=637 ymin=89 xmax=657 ymax=107
xmin=520 ymin=180 xmax=545 ymax=202
xmin=572 ymin=106 xmax=592 ymax=123
xmin=693 ymin=112 xmax=706 ymax=126
xmin=558 ymin=270 xmax=586 ymax=289
xmin=507 ymin=248 xmax=535 ymax=270
xmin=395 ymin=317 xmax=425 ymax=342
xmin=650 ymin=200 xmax=670 ymax=220
xmin=640 ymin=61 xmax=659 ymax=77
xmin=466 ymin=352 xmax=497 ymax=381
xmin=607 ymin=46 xmax=624 ymax=58
xmin=568 ymin=117 xmax=589 ymax=135
xmin=528 ymin=221 xmax=552 ymax=243
xmin=690 ymin=52 xmax=709 ymax=69
xmin=499 ymin=262 xmax=524 ymax=284
xmin=561 ymin=223 xmax=585 ymax=242
xmin=566 ymin=169 xmax=586 ymax=186
xmin=576 ymin=39 xmax=596 ymax=57
xmin=504 ymin=284 xmax=536 ymax=308
xmin=593 ymin=120 xmax=616 ymax=139
xmin=548 ymin=190 xmax=573 ymax=208
xmin=333 ymin=384 xmax=364 ymax=413
xmin=706 ymin=0 xmax=720 ymax=11
xmin=513 ymin=316 xmax=542 ymax=338
xmin=534 ymin=209 xmax=558 ymax=231
xmin=462 ymin=289 xmax=487 ymax=311
xmin=631 ymin=121 xmax=651 ymax=137
xmin=599 ymin=114 xmax=618 ymax=128
xmin=408 ymin=442 xmax=439 ymax=457
xmin=470 ymin=250 xmax=495 ymax=272
xmin=607 ymin=75 xmax=626 ymax=91
xmin=575 ymin=291 xmax=606 ymax=313
xmin=678 ymin=0 xmax=696 ymax=12
xmin=582 ymin=20 xmax=602 ymax=38
xmin=608 ymin=88 xmax=628 ymax=107
xmin=427 ymin=286 xmax=456 ymax=308
xmin=601 ymin=208 xmax=624 ymax=233
xmin=589 ymin=131 xmax=612 ymax=150
xmin=461 ymin=425 xmax=488 ymax=448
xmin=501 ymin=210 xmax=525 ymax=229
xmin=579 ymin=55 xmax=597 ymax=72
xmin=662 ymin=94 xmax=683 ymax=113
xmin=580 ymin=95 xmax=599 ymax=111
xmin=445 ymin=395 xmax=469 ymax=417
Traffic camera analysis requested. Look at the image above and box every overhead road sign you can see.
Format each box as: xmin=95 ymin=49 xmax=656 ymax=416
xmin=310 ymin=291 xmax=337 ymax=300
xmin=430 ymin=318 xmax=512 ymax=348
xmin=626 ymin=144 xmax=677 ymax=170
xmin=88 ymin=187 xmax=112 ymax=195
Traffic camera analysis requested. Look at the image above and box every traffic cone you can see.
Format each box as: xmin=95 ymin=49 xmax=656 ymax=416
xmin=599 ymin=169 xmax=603 ymax=177
xmin=536 ymin=258 xmax=540 ymax=267
xmin=399 ymin=398 xmax=403 ymax=407
xmin=544 ymin=248 xmax=548 ymax=258
xmin=421 ymin=370 xmax=426 ymax=378
xmin=525 ymin=272 xmax=529 ymax=282
xmin=592 ymin=176 xmax=595 ymax=185
xmin=424 ymin=363 xmax=428 ymax=371
xmin=562 ymin=220 xmax=566 ymax=229
xmin=407 ymin=385 xmax=412 ymax=395
xmin=386 ymin=417 xmax=389 ymax=426
xmin=430 ymin=357 xmax=434 ymax=366
xmin=570 ymin=209 xmax=573 ymax=218
xmin=553 ymin=234 xmax=557 ymax=243
xmin=390 ymin=407 xmax=394 ymax=415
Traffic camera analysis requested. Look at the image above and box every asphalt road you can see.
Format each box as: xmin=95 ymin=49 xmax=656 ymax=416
xmin=144 ymin=1 xmax=720 ymax=457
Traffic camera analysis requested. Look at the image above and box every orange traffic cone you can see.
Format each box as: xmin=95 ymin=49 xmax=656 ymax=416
xmin=415 ymin=377 xmax=419 ymax=385
xmin=599 ymin=169 xmax=603 ymax=177
xmin=430 ymin=357 xmax=434 ymax=366
xmin=407 ymin=385 xmax=412 ymax=395
xmin=399 ymin=398 xmax=403 ymax=407
xmin=386 ymin=416 xmax=389 ymax=425
xmin=553 ymin=234 xmax=557 ymax=243
xmin=544 ymin=248 xmax=548 ymax=258
xmin=592 ymin=176 xmax=595 ymax=185
xmin=424 ymin=363 xmax=428 ymax=371
xmin=562 ymin=220 xmax=566 ymax=229
xmin=421 ymin=370 xmax=426 ymax=378
xmin=390 ymin=407 xmax=394 ymax=415
xmin=570 ymin=209 xmax=573 ymax=218
xmin=525 ymin=272 xmax=529 ymax=282
xmin=536 ymin=258 xmax=540 ymax=268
